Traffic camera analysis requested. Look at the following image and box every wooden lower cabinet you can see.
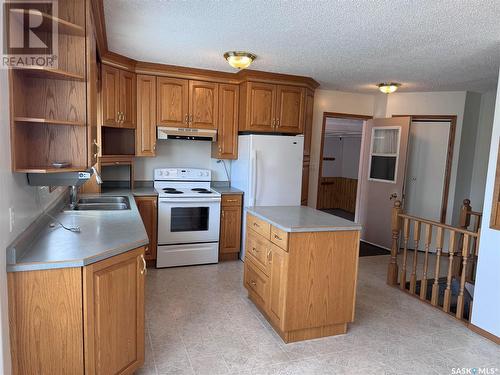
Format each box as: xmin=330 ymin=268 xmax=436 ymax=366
xmin=135 ymin=195 xmax=158 ymax=263
xmin=244 ymin=213 xmax=359 ymax=343
xmin=219 ymin=194 xmax=242 ymax=260
xmin=8 ymin=247 xmax=147 ymax=375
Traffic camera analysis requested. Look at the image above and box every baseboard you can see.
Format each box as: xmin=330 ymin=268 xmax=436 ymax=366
xmin=468 ymin=323 xmax=500 ymax=344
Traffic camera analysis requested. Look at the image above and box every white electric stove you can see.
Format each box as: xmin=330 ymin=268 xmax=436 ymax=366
xmin=154 ymin=168 xmax=221 ymax=268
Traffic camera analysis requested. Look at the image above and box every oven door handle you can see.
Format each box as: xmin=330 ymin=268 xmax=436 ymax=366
xmin=159 ymin=197 xmax=221 ymax=203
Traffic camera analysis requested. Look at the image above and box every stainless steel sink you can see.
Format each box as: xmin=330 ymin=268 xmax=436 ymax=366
xmin=72 ymin=196 xmax=131 ymax=211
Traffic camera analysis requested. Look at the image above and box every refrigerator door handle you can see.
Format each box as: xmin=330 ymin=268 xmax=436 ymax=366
xmin=250 ymin=150 xmax=257 ymax=206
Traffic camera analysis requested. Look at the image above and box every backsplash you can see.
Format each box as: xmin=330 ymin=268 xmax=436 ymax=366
xmin=133 ymin=139 xmax=231 ymax=181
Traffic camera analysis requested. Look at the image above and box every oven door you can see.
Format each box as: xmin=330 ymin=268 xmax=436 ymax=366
xmin=158 ymin=197 xmax=221 ymax=245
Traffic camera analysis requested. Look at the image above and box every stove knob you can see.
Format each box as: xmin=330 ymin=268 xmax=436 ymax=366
xmin=205 ymin=172 xmax=209 ymax=176
xmin=164 ymin=170 xmax=169 ymax=176
xmin=158 ymin=171 xmax=163 ymax=176
xmin=198 ymin=172 xmax=203 ymax=176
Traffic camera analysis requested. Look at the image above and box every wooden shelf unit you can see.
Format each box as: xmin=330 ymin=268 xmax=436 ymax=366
xmin=9 ymin=0 xmax=90 ymax=173
xmin=9 ymin=8 xmax=84 ymax=36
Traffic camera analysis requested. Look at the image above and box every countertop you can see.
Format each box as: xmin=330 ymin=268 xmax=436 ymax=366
xmin=6 ymin=192 xmax=149 ymax=272
xmin=210 ymin=182 xmax=244 ymax=195
xmin=246 ymin=206 xmax=362 ymax=233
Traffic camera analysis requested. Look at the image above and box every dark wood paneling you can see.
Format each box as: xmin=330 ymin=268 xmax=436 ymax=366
xmin=317 ymin=177 xmax=358 ymax=213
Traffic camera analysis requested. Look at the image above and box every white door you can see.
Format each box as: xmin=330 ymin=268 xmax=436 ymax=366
xmin=357 ymin=117 xmax=411 ymax=249
xmin=405 ymin=121 xmax=450 ymax=221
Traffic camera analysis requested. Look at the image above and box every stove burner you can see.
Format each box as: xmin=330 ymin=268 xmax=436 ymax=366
xmin=163 ymin=188 xmax=183 ymax=194
xmin=197 ymin=191 xmax=213 ymax=194
xmin=191 ymin=188 xmax=210 ymax=192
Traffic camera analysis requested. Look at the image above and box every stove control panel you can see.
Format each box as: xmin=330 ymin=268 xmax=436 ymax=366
xmin=154 ymin=168 xmax=211 ymax=181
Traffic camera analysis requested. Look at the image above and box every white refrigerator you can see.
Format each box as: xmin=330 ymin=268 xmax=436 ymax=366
xmin=230 ymin=134 xmax=304 ymax=259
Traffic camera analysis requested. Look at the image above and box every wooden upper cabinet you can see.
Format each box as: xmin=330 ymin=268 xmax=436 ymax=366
xmin=303 ymin=89 xmax=314 ymax=158
xmin=157 ymin=77 xmax=189 ymax=127
xmin=276 ymin=85 xmax=305 ymax=134
xmin=119 ymin=70 xmax=137 ymax=128
xmin=242 ymin=82 xmax=276 ymax=132
xmin=84 ymin=248 xmax=145 ymax=375
xmin=101 ymin=64 xmax=136 ymax=128
xmin=189 ymin=80 xmax=219 ymax=129
xmin=101 ymin=65 xmax=120 ymax=127
xmin=212 ymin=84 xmax=239 ymax=159
xmin=136 ymin=75 xmax=157 ymax=157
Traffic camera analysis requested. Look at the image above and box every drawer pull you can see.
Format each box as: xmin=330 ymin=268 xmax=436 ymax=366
xmin=252 ymin=247 xmax=259 ymax=253
xmin=267 ymin=250 xmax=272 ymax=263
xmin=250 ymin=280 xmax=257 ymax=286
xmin=140 ymin=254 xmax=147 ymax=275
xmin=225 ymin=199 xmax=238 ymax=202
xmin=253 ymin=222 xmax=260 ymax=228
xmin=274 ymin=234 xmax=283 ymax=241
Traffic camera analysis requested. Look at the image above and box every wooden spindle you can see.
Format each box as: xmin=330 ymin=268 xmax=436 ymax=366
xmin=443 ymin=231 xmax=456 ymax=312
xmin=431 ymin=227 xmax=444 ymax=306
xmin=456 ymin=234 xmax=470 ymax=319
xmin=387 ymin=200 xmax=402 ymax=285
xmin=400 ymin=218 xmax=410 ymax=290
xmin=419 ymin=223 xmax=432 ymax=300
xmin=409 ymin=221 xmax=421 ymax=294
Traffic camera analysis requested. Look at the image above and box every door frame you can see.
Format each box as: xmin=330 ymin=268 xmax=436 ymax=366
xmin=393 ymin=115 xmax=457 ymax=223
xmin=317 ymin=112 xmax=372 ymax=209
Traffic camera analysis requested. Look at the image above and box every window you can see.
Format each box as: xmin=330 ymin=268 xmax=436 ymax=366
xmin=368 ymin=127 xmax=401 ymax=183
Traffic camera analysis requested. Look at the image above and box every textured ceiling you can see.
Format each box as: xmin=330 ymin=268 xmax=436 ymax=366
xmin=104 ymin=0 xmax=500 ymax=93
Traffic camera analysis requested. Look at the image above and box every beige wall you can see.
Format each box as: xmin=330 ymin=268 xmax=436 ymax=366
xmin=308 ymin=89 xmax=375 ymax=207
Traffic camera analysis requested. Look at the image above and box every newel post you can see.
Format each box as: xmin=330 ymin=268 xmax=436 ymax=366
xmin=387 ymin=200 xmax=402 ymax=285
xmin=459 ymin=199 xmax=472 ymax=229
xmin=454 ymin=199 xmax=472 ymax=277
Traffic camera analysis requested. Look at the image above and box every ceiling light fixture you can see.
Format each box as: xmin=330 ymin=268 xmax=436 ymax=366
xmin=224 ymin=51 xmax=256 ymax=70
xmin=378 ymin=82 xmax=401 ymax=94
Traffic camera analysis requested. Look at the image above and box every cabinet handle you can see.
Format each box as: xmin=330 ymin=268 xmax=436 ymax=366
xmin=225 ymin=199 xmax=237 ymax=202
xmin=140 ymin=254 xmax=147 ymax=275
xmin=274 ymin=234 xmax=283 ymax=241
xmin=222 ymin=210 xmax=225 ymax=218
xmin=153 ymin=143 xmax=157 ymax=151
xmin=253 ymin=222 xmax=260 ymax=228
xmin=267 ymin=249 xmax=272 ymax=263
xmin=153 ymin=199 xmax=157 ymax=208
xmin=189 ymin=114 xmax=193 ymax=123
xmin=93 ymin=139 xmax=100 ymax=159
xmin=276 ymin=119 xmax=280 ymax=128
xmin=252 ymin=247 xmax=259 ymax=253
xmin=272 ymin=118 xmax=276 ymax=128
xmin=218 ymin=146 xmax=222 ymax=154
xmin=250 ymin=280 xmax=257 ymax=286
xmin=184 ymin=114 xmax=189 ymax=124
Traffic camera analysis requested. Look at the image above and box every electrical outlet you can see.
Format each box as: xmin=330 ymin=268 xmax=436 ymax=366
xmin=9 ymin=207 xmax=15 ymax=233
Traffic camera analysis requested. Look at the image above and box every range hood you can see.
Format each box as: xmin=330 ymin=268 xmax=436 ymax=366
xmin=157 ymin=127 xmax=217 ymax=142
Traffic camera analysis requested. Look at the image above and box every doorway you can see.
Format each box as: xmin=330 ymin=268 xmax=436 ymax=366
xmin=317 ymin=113 xmax=371 ymax=221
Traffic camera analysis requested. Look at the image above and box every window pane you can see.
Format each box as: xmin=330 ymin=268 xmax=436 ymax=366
xmin=370 ymin=156 xmax=396 ymax=181
xmin=171 ymin=207 xmax=209 ymax=232
xmin=372 ymin=128 xmax=399 ymax=154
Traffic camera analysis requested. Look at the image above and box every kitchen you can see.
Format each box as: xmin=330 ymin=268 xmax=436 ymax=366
xmin=3 ymin=1 xmax=500 ymax=374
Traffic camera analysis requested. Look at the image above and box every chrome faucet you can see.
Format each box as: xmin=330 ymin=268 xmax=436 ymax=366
xmin=68 ymin=167 xmax=103 ymax=209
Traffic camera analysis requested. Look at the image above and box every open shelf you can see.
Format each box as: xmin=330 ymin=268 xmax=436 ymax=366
xmin=9 ymin=8 xmax=84 ymax=36
xmin=14 ymin=117 xmax=86 ymax=127
xmin=19 ymin=67 xmax=85 ymax=81
xmin=15 ymin=166 xmax=88 ymax=174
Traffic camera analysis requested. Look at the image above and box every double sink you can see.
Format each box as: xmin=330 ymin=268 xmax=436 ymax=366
xmin=71 ymin=196 xmax=131 ymax=211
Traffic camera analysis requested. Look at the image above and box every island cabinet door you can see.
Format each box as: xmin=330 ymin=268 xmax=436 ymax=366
xmin=83 ymin=247 xmax=146 ymax=375
xmin=268 ymin=244 xmax=288 ymax=330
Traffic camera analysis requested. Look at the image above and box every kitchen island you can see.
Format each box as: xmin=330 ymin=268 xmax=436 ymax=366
xmin=244 ymin=206 xmax=361 ymax=343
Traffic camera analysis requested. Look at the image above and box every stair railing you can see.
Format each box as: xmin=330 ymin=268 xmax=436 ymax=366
xmin=387 ymin=199 xmax=481 ymax=322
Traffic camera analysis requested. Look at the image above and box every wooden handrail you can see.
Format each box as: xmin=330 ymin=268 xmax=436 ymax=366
xmin=388 ymin=198 xmax=482 ymax=323
xmin=398 ymin=213 xmax=479 ymax=237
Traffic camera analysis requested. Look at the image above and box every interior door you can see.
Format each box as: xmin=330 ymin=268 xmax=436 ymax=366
xmin=357 ymin=117 xmax=411 ymax=249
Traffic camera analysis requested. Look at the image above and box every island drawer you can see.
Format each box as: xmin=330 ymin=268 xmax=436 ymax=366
xmin=247 ymin=213 xmax=271 ymax=239
xmin=270 ymin=226 xmax=289 ymax=251
xmin=246 ymin=229 xmax=272 ymax=275
xmin=244 ymin=258 xmax=269 ymax=311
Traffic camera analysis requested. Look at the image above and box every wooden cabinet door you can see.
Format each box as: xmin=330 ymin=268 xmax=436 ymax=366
xmin=83 ymin=248 xmax=145 ymax=375
xmin=189 ymin=80 xmax=219 ymax=129
xmin=268 ymin=244 xmax=288 ymax=329
xmin=212 ymin=84 xmax=239 ymax=159
xmin=303 ymin=89 xmax=314 ymax=158
xmin=119 ymin=70 xmax=136 ymax=128
xmin=135 ymin=196 xmax=158 ymax=261
xmin=157 ymin=77 xmax=189 ymax=127
xmin=101 ymin=64 xmax=120 ymax=127
xmin=136 ymin=75 xmax=157 ymax=157
xmin=301 ymin=161 xmax=310 ymax=206
xmin=220 ymin=205 xmax=242 ymax=254
xmin=246 ymin=82 xmax=276 ymax=132
xmin=276 ymin=85 xmax=305 ymax=134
